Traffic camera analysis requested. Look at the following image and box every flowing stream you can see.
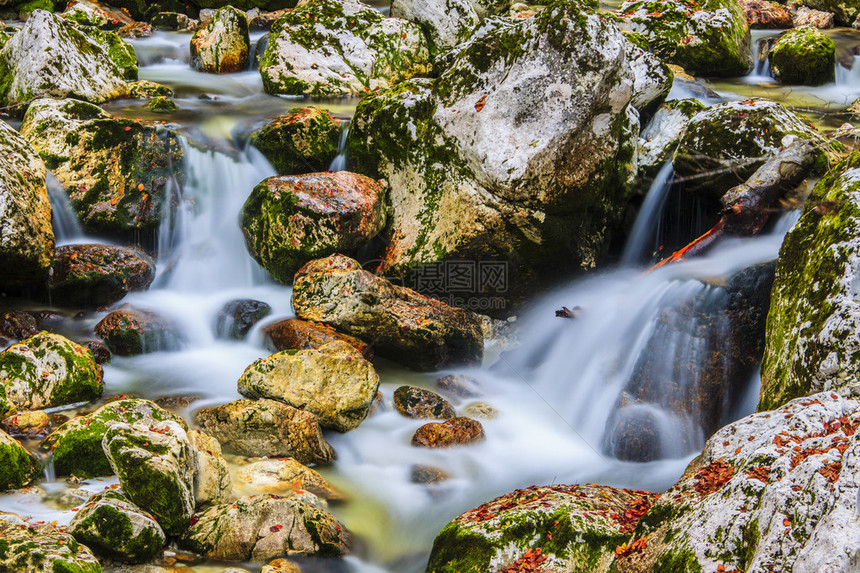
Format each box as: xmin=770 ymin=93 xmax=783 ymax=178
xmin=0 ymin=23 xmax=845 ymax=573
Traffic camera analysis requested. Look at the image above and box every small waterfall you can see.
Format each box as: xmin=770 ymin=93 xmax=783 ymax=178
xmin=621 ymin=160 xmax=674 ymax=266
xmin=46 ymin=172 xmax=83 ymax=245
xmin=752 ymin=37 xmax=773 ymax=78
xmin=328 ymin=121 xmax=350 ymax=172
xmin=836 ymin=55 xmax=860 ymax=87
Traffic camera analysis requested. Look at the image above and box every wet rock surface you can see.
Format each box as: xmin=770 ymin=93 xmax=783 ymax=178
xmin=250 ymin=106 xmax=343 ymax=175
xmin=412 ymin=416 xmax=485 ymax=448
xmin=215 ymin=299 xmax=271 ymax=340
xmin=262 ymin=318 xmax=370 ymax=356
xmin=393 ymin=385 xmax=456 ymax=420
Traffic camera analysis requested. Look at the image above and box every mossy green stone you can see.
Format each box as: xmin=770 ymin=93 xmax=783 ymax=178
xmin=148 ymin=95 xmax=177 ymax=112
xmin=0 ymin=430 xmax=38 ymax=490
xmin=769 ymin=26 xmax=835 ymax=86
xmin=250 ymin=106 xmax=341 ymax=175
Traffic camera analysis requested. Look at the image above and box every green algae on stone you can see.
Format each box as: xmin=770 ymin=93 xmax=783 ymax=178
xmin=0 ymin=429 xmax=39 ymax=490
xmin=68 ymin=489 xmax=166 ymax=563
xmin=768 ymin=26 xmax=835 ymax=86
xmin=42 ymin=398 xmax=187 ymax=478
xmin=250 ymin=106 xmax=342 ymax=175
xmin=760 ymin=152 xmax=860 ymax=410
xmin=616 ymin=0 xmax=752 ymax=77
xmin=0 ymin=331 xmax=103 ymax=411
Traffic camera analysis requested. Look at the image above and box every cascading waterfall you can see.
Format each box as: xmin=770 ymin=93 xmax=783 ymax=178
xmin=46 ymin=171 xmax=83 ymax=245
xmin=329 ymin=121 xmax=350 ymax=172
xmin=621 ymin=160 xmax=674 ymax=266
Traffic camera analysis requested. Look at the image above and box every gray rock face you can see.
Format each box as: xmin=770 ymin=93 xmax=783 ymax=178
xmin=349 ymin=2 xmax=652 ymax=294
xmin=177 ymin=494 xmax=350 ymax=562
xmin=292 ymin=255 xmax=484 ymax=371
xmin=0 ymin=119 xmax=54 ymax=286
xmin=187 ymin=429 xmax=232 ymax=507
xmin=102 ymin=420 xmax=196 ymax=535
xmin=238 ymin=341 xmax=380 ymax=432
xmin=68 ymin=490 xmax=166 ymax=564
xmin=194 ymin=398 xmax=336 ymax=465
xmin=0 ymin=10 xmax=129 ymax=105
xmin=259 ymin=0 xmax=431 ymax=97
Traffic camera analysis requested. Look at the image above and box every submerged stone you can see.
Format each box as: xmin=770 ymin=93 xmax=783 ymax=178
xmin=292 ymin=255 xmax=484 ymax=371
xmin=0 ymin=331 xmax=103 ymax=413
xmin=412 ymin=416 xmax=485 ymax=448
xmin=49 ymin=243 xmax=156 ymax=308
xmin=0 ymin=10 xmax=130 ymax=106
xmin=20 ymin=98 xmax=184 ymax=238
xmin=215 ymin=299 xmax=272 ymax=340
xmin=250 ymin=106 xmax=343 ymax=175
xmin=769 ymin=25 xmax=835 ymax=86
xmin=68 ymin=489 xmax=166 ymax=563
xmin=0 ymin=119 xmax=54 ymax=287
xmin=177 ymin=493 xmax=350 ymax=562
xmin=94 ymin=307 xmax=182 ymax=356
xmin=235 ymin=457 xmax=346 ymax=500
xmin=259 ymin=0 xmax=431 ymax=97
xmin=190 ymin=6 xmax=250 ymax=73
xmin=42 ymin=397 xmax=187 ymax=477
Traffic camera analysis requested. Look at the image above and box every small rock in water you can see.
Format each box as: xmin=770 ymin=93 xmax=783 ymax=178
xmin=262 ymin=558 xmax=303 ymax=573
xmin=393 ymin=386 xmax=456 ymax=420
xmin=436 ymin=374 xmax=482 ymax=398
xmin=262 ymin=318 xmax=370 ymax=356
xmin=148 ymin=95 xmax=178 ymax=112
xmin=190 ymin=6 xmax=250 ymax=74
xmin=2 ymin=410 xmax=50 ymax=437
xmin=215 ymin=299 xmax=272 ymax=340
xmin=410 ymin=464 xmax=450 ymax=485
xmin=235 ymin=458 xmax=346 ymax=501
xmin=0 ymin=311 xmax=38 ymax=341
xmin=116 ymin=21 xmax=154 ymax=38
xmin=463 ymin=402 xmax=497 ymax=420
xmin=80 ymin=339 xmax=111 ymax=364
xmin=127 ymin=79 xmax=174 ymax=98
xmin=412 ymin=417 xmax=485 ymax=448
xmin=250 ymin=107 xmax=342 ymax=175
xmin=94 ymin=306 xmax=183 ymax=356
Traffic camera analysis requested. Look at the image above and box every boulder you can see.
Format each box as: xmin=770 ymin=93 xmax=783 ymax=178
xmin=150 ymin=11 xmax=195 ymax=30
xmin=638 ymin=98 xmax=706 ymax=177
xmin=20 ymin=98 xmax=184 ymax=237
xmin=390 ymin=0 xmax=480 ymax=52
xmin=49 ymin=243 xmax=156 ymax=308
xmin=81 ymin=340 xmax=111 ymax=364
xmin=187 ymin=429 xmax=232 ymax=507
xmin=42 ymin=397 xmax=187 ymax=477
xmin=234 ymin=458 xmax=345 ymax=500
xmin=250 ymin=107 xmax=343 ymax=175
xmin=393 ymin=386 xmax=456 ymax=420
xmin=738 ymin=0 xmax=792 ymax=27
xmin=427 ymin=484 xmax=656 ymax=572
xmin=0 ymin=118 xmax=54 ymax=287
xmin=0 ymin=522 xmax=101 ymax=573
xmin=148 ymin=95 xmax=177 ymax=112
xmin=190 ymin=6 xmax=250 ymax=73
xmin=259 ymin=0 xmax=431 ymax=97
xmin=0 ymin=331 xmax=103 ymax=414
xmin=177 ymin=494 xmax=350 ymax=561
xmin=761 ymin=152 xmax=860 ymax=410
xmin=672 ymin=99 xmax=822 ymax=200
xmin=629 ymin=390 xmax=860 ymax=572
xmin=262 ymin=318 xmax=370 ymax=357
xmin=792 ymin=5 xmax=834 ymax=27
xmin=0 ymin=10 xmax=130 ymax=106
xmin=68 ymin=489 xmax=166 ymax=563
xmin=194 ymin=399 xmax=335 ymax=465
xmin=463 ymin=402 xmax=497 ymax=419
xmin=62 ymin=0 xmax=134 ymax=29
xmin=348 ymin=2 xmax=647 ymax=295
xmin=626 ymin=40 xmax=673 ymax=118
xmin=240 ymin=172 xmax=385 ymax=283
xmin=196 ymin=0 xmax=298 ymax=10
xmin=788 ymin=0 xmax=857 ymax=25
xmin=116 ymin=21 xmax=154 ymax=38
xmin=0 ymin=310 xmax=39 ymax=342
xmin=94 ymin=307 xmax=182 ymax=356
xmin=616 ymin=0 xmax=752 ymax=77
xmin=102 ymin=420 xmax=196 ymax=535
xmin=412 ymin=416 xmax=485 ymax=448
xmin=81 ymin=24 xmax=138 ymax=80
xmin=292 ymin=255 xmax=483 ymax=370
xmin=127 ymin=79 xmax=173 ymax=98
xmin=238 ymin=341 xmax=380 ymax=432
xmin=769 ymin=26 xmax=835 ymax=86
xmin=0 ymin=429 xmax=38 ymax=490
xmin=214 ymin=299 xmax=272 ymax=340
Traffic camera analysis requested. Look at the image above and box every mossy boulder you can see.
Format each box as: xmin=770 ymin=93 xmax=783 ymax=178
xmin=126 ymin=79 xmax=173 ymax=98
xmin=394 ymin=386 xmax=456 ymax=420
xmin=68 ymin=489 xmax=166 ymax=563
xmin=0 ymin=10 xmax=130 ymax=106
xmin=259 ymin=0 xmax=431 ymax=97
xmin=42 ymin=397 xmax=187 ymax=478
xmin=196 ymin=0 xmax=298 ymax=10
xmin=0 ymin=429 xmax=39 ymax=490
xmin=240 ymin=172 xmax=385 ymax=284
xmin=626 ymin=39 xmax=674 ymax=118
xmin=672 ymin=99 xmax=822 ymax=200
xmin=638 ymin=98 xmax=706 ymax=177
xmin=0 ymin=117 xmax=54 ymax=287
xmin=238 ymin=340 xmax=380 ymax=432
xmin=760 ymin=153 xmax=860 ymax=411
xmin=348 ymin=1 xmax=643 ymax=297
xmin=177 ymin=493 xmax=350 ymax=561
xmin=49 ymin=243 xmax=156 ymax=309
xmin=426 ymin=484 xmax=656 ymax=572
xmin=0 ymin=331 xmax=103 ymax=412
xmin=0 ymin=522 xmax=102 ymax=573
xmin=628 ymin=390 xmax=860 ymax=572
xmin=79 ymin=23 xmax=138 ymax=80
xmin=102 ymin=420 xmax=196 ymax=535
xmin=20 ymin=98 xmax=184 ymax=238
xmin=194 ymin=398 xmax=336 ymax=465
xmin=215 ymin=299 xmax=272 ymax=340
xmin=235 ymin=458 xmax=346 ymax=500
xmin=292 ymin=255 xmax=484 ymax=370
xmin=147 ymin=95 xmax=177 ymax=112
xmin=617 ymin=0 xmax=752 ymax=77
xmin=94 ymin=307 xmax=182 ymax=356
xmin=250 ymin=107 xmax=343 ymax=175
xmin=150 ymin=11 xmax=195 ymax=31
xmin=190 ymin=6 xmax=250 ymax=73
xmin=768 ymin=26 xmax=835 ymax=86
xmin=261 ymin=318 xmax=370 ymax=357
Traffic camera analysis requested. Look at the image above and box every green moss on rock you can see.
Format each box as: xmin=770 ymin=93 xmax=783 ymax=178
xmin=251 ymin=106 xmax=342 ymax=175
xmin=0 ymin=429 xmax=38 ymax=490
xmin=768 ymin=26 xmax=835 ymax=86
